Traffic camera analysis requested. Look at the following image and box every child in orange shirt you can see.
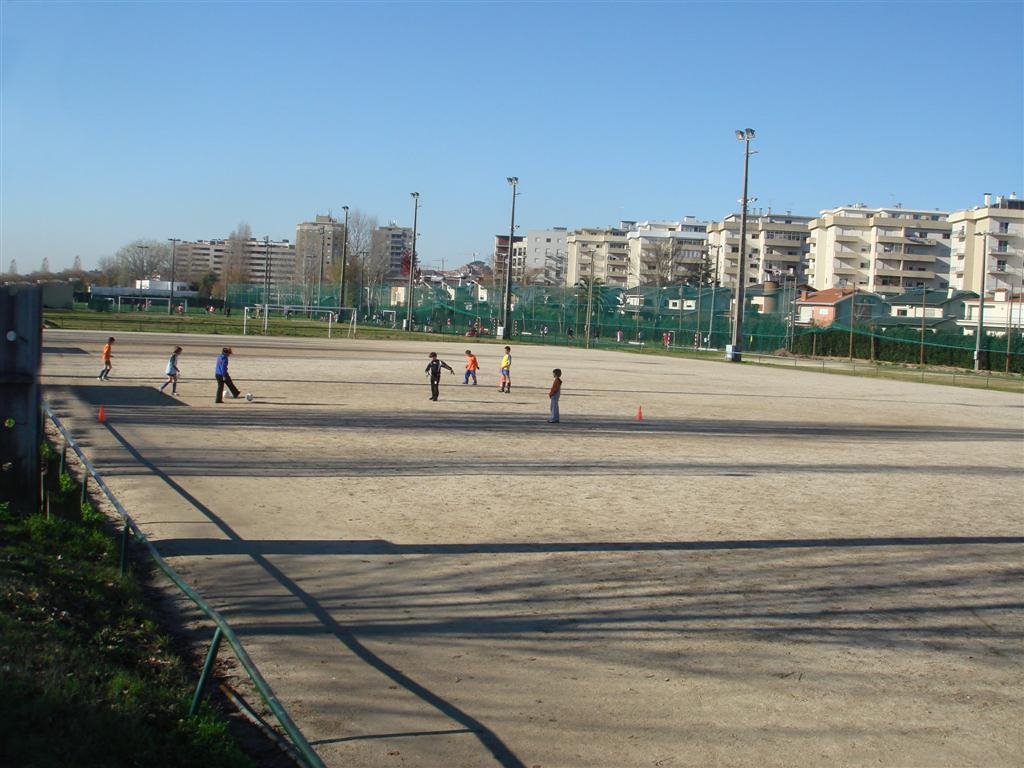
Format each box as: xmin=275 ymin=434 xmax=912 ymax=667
xmin=98 ymin=337 xmax=115 ymax=380
xmin=463 ymin=349 xmax=479 ymax=385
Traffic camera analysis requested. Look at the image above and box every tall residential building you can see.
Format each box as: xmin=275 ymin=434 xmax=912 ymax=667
xmin=948 ymin=193 xmax=1024 ymax=294
xmin=706 ymin=211 xmax=812 ymax=289
xmin=805 ymin=205 xmax=951 ymax=295
xmin=181 ymin=238 xmax=296 ymax=287
xmin=565 ymin=226 xmax=630 ymax=287
xmin=492 ymin=234 xmax=526 ymax=288
xmin=371 ymin=223 xmax=414 ymax=277
xmin=295 ymin=215 xmax=347 ymax=287
xmin=625 ymin=218 xmax=708 ymax=288
xmin=522 ymin=228 xmax=568 ymax=285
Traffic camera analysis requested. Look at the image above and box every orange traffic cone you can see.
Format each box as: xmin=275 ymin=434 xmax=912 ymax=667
xmin=97 ymin=405 xmax=106 ymax=423
xmin=636 ymin=405 xmax=643 ymax=421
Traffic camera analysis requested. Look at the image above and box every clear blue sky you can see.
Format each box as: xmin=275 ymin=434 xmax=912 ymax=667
xmin=2 ymin=0 xmax=1022 ymax=273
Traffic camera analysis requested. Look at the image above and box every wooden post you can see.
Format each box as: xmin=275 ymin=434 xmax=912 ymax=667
xmin=0 ymin=285 xmax=43 ymax=515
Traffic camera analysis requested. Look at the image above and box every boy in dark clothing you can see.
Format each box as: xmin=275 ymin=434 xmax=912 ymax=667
xmin=424 ymin=352 xmax=454 ymax=401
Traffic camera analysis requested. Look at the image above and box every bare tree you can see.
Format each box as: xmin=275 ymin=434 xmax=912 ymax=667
xmin=221 ymin=222 xmax=252 ymax=298
xmin=105 ymin=240 xmax=172 ymax=285
xmin=5 ymin=259 xmax=16 ymax=276
xmin=72 ymin=255 xmax=82 ymax=271
xmin=640 ymin=242 xmax=675 ymax=288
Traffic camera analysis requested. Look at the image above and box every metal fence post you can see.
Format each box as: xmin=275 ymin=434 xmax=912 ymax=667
xmin=190 ymin=627 xmax=224 ymax=716
xmin=119 ymin=522 xmax=130 ymax=576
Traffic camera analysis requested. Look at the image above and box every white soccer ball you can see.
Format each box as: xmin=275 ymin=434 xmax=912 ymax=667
xmin=245 ymin=393 xmax=254 ymax=402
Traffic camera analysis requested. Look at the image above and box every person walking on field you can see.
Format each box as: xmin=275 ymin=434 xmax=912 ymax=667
xmin=463 ymin=349 xmax=480 ymax=384
xmin=548 ymin=368 xmax=562 ymax=423
xmin=97 ymin=337 xmax=115 ymax=380
xmin=214 ymin=347 xmax=240 ymax=403
xmin=498 ymin=346 xmax=512 ymax=393
xmin=160 ymin=346 xmax=182 ymax=395
xmin=425 ymin=352 xmax=455 ymax=401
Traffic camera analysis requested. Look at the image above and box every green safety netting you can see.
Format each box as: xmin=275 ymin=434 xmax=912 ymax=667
xmin=225 ymin=282 xmax=1022 ymax=373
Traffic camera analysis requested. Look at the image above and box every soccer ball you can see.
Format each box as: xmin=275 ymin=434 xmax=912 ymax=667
xmin=245 ymin=393 xmax=254 ymax=402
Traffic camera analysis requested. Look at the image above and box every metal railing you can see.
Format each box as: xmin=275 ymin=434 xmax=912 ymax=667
xmin=42 ymin=403 xmax=324 ymax=768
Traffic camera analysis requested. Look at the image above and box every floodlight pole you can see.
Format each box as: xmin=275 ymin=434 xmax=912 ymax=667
xmin=974 ymin=230 xmax=988 ymax=372
xmin=406 ymin=192 xmax=419 ymax=332
xmin=340 ymin=205 xmax=349 ymax=313
xmin=502 ymin=176 xmax=518 ymax=340
xmin=728 ymin=128 xmax=755 ymax=362
xmin=167 ymin=238 xmax=179 ymax=314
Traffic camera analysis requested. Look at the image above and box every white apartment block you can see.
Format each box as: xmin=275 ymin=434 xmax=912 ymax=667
xmin=806 ymin=205 xmax=952 ymax=295
xmin=948 ymin=193 xmax=1024 ymax=294
xmin=565 ymin=225 xmax=630 ymax=287
xmin=371 ymin=223 xmax=414 ymax=277
xmin=522 ymin=228 xmax=568 ymax=285
xmin=182 ymin=238 xmax=296 ymax=287
xmin=707 ymin=212 xmax=812 ymax=289
xmin=625 ymin=218 xmax=708 ymax=288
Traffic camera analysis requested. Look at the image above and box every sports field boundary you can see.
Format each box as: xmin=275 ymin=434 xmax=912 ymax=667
xmin=42 ymin=403 xmax=325 ymax=768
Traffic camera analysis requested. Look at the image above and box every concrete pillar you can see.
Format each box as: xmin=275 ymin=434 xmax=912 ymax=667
xmin=1 ymin=284 xmax=42 ymax=514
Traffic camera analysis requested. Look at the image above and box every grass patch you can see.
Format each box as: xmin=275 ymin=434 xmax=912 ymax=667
xmin=0 ymin=498 xmax=254 ymax=768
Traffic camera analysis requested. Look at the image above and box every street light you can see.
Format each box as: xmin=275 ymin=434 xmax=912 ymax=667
xmin=340 ymin=205 xmax=349 ymax=313
xmin=727 ymin=128 xmax=756 ymax=362
xmin=706 ymin=243 xmax=721 ymax=348
xmin=502 ymin=176 xmax=518 ymax=340
xmin=406 ymin=192 xmax=419 ymax=332
xmin=167 ymin=238 xmax=179 ymax=315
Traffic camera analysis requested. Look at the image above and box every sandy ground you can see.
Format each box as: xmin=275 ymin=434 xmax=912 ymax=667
xmin=41 ymin=329 xmax=1024 ymax=768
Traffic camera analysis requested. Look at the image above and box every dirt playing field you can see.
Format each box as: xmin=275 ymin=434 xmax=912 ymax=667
xmin=41 ymin=329 xmax=1023 ymax=768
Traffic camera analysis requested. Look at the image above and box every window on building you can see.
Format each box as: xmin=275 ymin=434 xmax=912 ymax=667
xmin=998 ymin=222 xmax=1009 ymax=233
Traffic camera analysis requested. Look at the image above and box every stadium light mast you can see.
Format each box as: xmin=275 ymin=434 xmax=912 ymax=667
xmin=502 ymin=176 xmax=518 ymax=340
xmin=727 ymin=128 xmax=756 ymax=362
xmin=406 ymin=192 xmax=419 ymax=332
xmin=974 ymin=229 xmax=989 ymax=372
xmin=167 ymin=238 xmax=179 ymax=315
xmin=340 ymin=205 xmax=349 ymax=313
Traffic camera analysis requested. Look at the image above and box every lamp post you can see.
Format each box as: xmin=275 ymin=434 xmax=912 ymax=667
xmin=974 ymin=230 xmax=989 ymax=372
xmin=340 ymin=205 xmax=349 ymax=313
xmin=406 ymin=192 xmax=419 ymax=332
xmin=502 ymin=176 xmax=518 ymax=340
xmin=167 ymin=238 xmax=179 ymax=315
xmin=728 ymin=128 xmax=756 ymax=362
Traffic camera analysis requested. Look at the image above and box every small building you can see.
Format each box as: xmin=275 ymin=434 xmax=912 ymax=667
xmin=878 ymin=288 xmax=976 ymax=332
xmin=957 ymin=288 xmax=1023 ymax=337
xmin=794 ymin=287 xmax=885 ymax=327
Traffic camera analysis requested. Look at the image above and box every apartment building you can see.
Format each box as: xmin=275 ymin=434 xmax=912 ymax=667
xmin=181 ymin=238 xmax=296 ymax=287
xmin=565 ymin=226 xmax=630 ymax=287
xmin=706 ymin=212 xmax=812 ymax=290
xmin=295 ymin=215 xmax=346 ymax=284
xmin=625 ymin=218 xmax=708 ymax=288
xmin=948 ymin=193 xmax=1024 ymax=294
xmin=522 ymin=228 xmax=568 ymax=285
xmin=806 ymin=205 xmax=951 ymax=295
xmin=492 ymin=234 xmax=526 ymax=288
xmin=371 ymin=223 xmax=414 ymax=277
